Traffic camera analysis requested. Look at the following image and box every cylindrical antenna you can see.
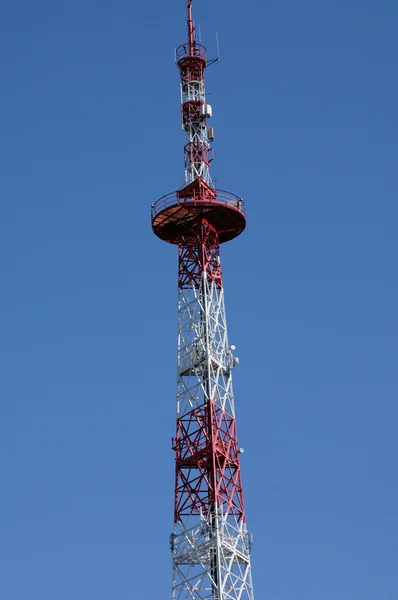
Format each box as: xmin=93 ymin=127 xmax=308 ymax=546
xmin=187 ymin=0 xmax=196 ymax=53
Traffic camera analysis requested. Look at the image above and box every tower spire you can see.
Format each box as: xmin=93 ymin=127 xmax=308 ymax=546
xmin=151 ymin=2 xmax=255 ymax=599
xmin=176 ymin=0 xmax=213 ymax=191
xmin=187 ymin=0 xmax=196 ymax=53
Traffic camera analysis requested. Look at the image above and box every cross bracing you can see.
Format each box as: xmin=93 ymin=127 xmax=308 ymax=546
xmin=171 ymin=219 xmax=254 ymax=600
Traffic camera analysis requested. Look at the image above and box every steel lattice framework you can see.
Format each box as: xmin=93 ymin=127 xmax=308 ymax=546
xmin=151 ymin=3 xmax=255 ymax=599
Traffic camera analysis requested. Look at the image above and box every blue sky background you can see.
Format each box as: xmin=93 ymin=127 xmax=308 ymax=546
xmin=0 ymin=0 xmax=397 ymax=598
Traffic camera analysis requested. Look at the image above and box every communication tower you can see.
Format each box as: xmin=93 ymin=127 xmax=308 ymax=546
xmin=151 ymin=2 xmax=255 ymax=598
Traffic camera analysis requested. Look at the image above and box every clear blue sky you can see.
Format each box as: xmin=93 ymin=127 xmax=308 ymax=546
xmin=0 ymin=0 xmax=397 ymax=598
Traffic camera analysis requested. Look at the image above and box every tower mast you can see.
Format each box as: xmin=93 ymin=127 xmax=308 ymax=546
xmin=187 ymin=0 xmax=195 ymax=52
xmin=151 ymin=2 xmax=255 ymax=599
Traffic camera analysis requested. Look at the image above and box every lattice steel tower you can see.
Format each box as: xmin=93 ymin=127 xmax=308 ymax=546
xmin=151 ymin=2 xmax=255 ymax=599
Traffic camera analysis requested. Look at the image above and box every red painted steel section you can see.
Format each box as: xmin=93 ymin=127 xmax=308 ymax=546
xmin=173 ymin=400 xmax=245 ymax=523
xmin=187 ymin=0 xmax=196 ymax=54
xmin=178 ymin=218 xmax=222 ymax=289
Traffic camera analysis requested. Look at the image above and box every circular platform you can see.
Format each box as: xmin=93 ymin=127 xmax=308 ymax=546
xmin=151 ymin=189 xmax=246 ymax=245
xmin=176 ymin=43 xmax=207 ymax=64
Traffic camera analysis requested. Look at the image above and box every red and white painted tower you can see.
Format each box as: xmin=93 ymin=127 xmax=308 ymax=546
xmin=151 ymin=2 xmax=255 ymax=599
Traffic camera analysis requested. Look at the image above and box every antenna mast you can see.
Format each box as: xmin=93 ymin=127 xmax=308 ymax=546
xmin=187 ymin=0 xmax=196 ymax=52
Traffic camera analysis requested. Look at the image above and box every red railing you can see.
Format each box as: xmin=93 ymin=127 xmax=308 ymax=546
xmin=151 ymin=189 xmax=245 ymax=220
xmin=176 ymin=43 xmax=207 ymax=63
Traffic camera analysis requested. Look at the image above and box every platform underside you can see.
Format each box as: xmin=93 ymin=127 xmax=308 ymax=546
xmin=152 ymin=201 xmax=246 ymax=244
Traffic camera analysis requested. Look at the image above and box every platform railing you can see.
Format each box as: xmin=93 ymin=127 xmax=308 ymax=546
xmin=176 ymin=43 xmax=207 ymax=63
xmin=151 ymin=189 xmax=245 ymax=220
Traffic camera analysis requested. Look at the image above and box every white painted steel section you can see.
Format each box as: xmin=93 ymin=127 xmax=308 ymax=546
xmin=172 ymin=270 xmax=254 ymax=600
xmin=181 ymin=79 xmax=213 ymax=187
